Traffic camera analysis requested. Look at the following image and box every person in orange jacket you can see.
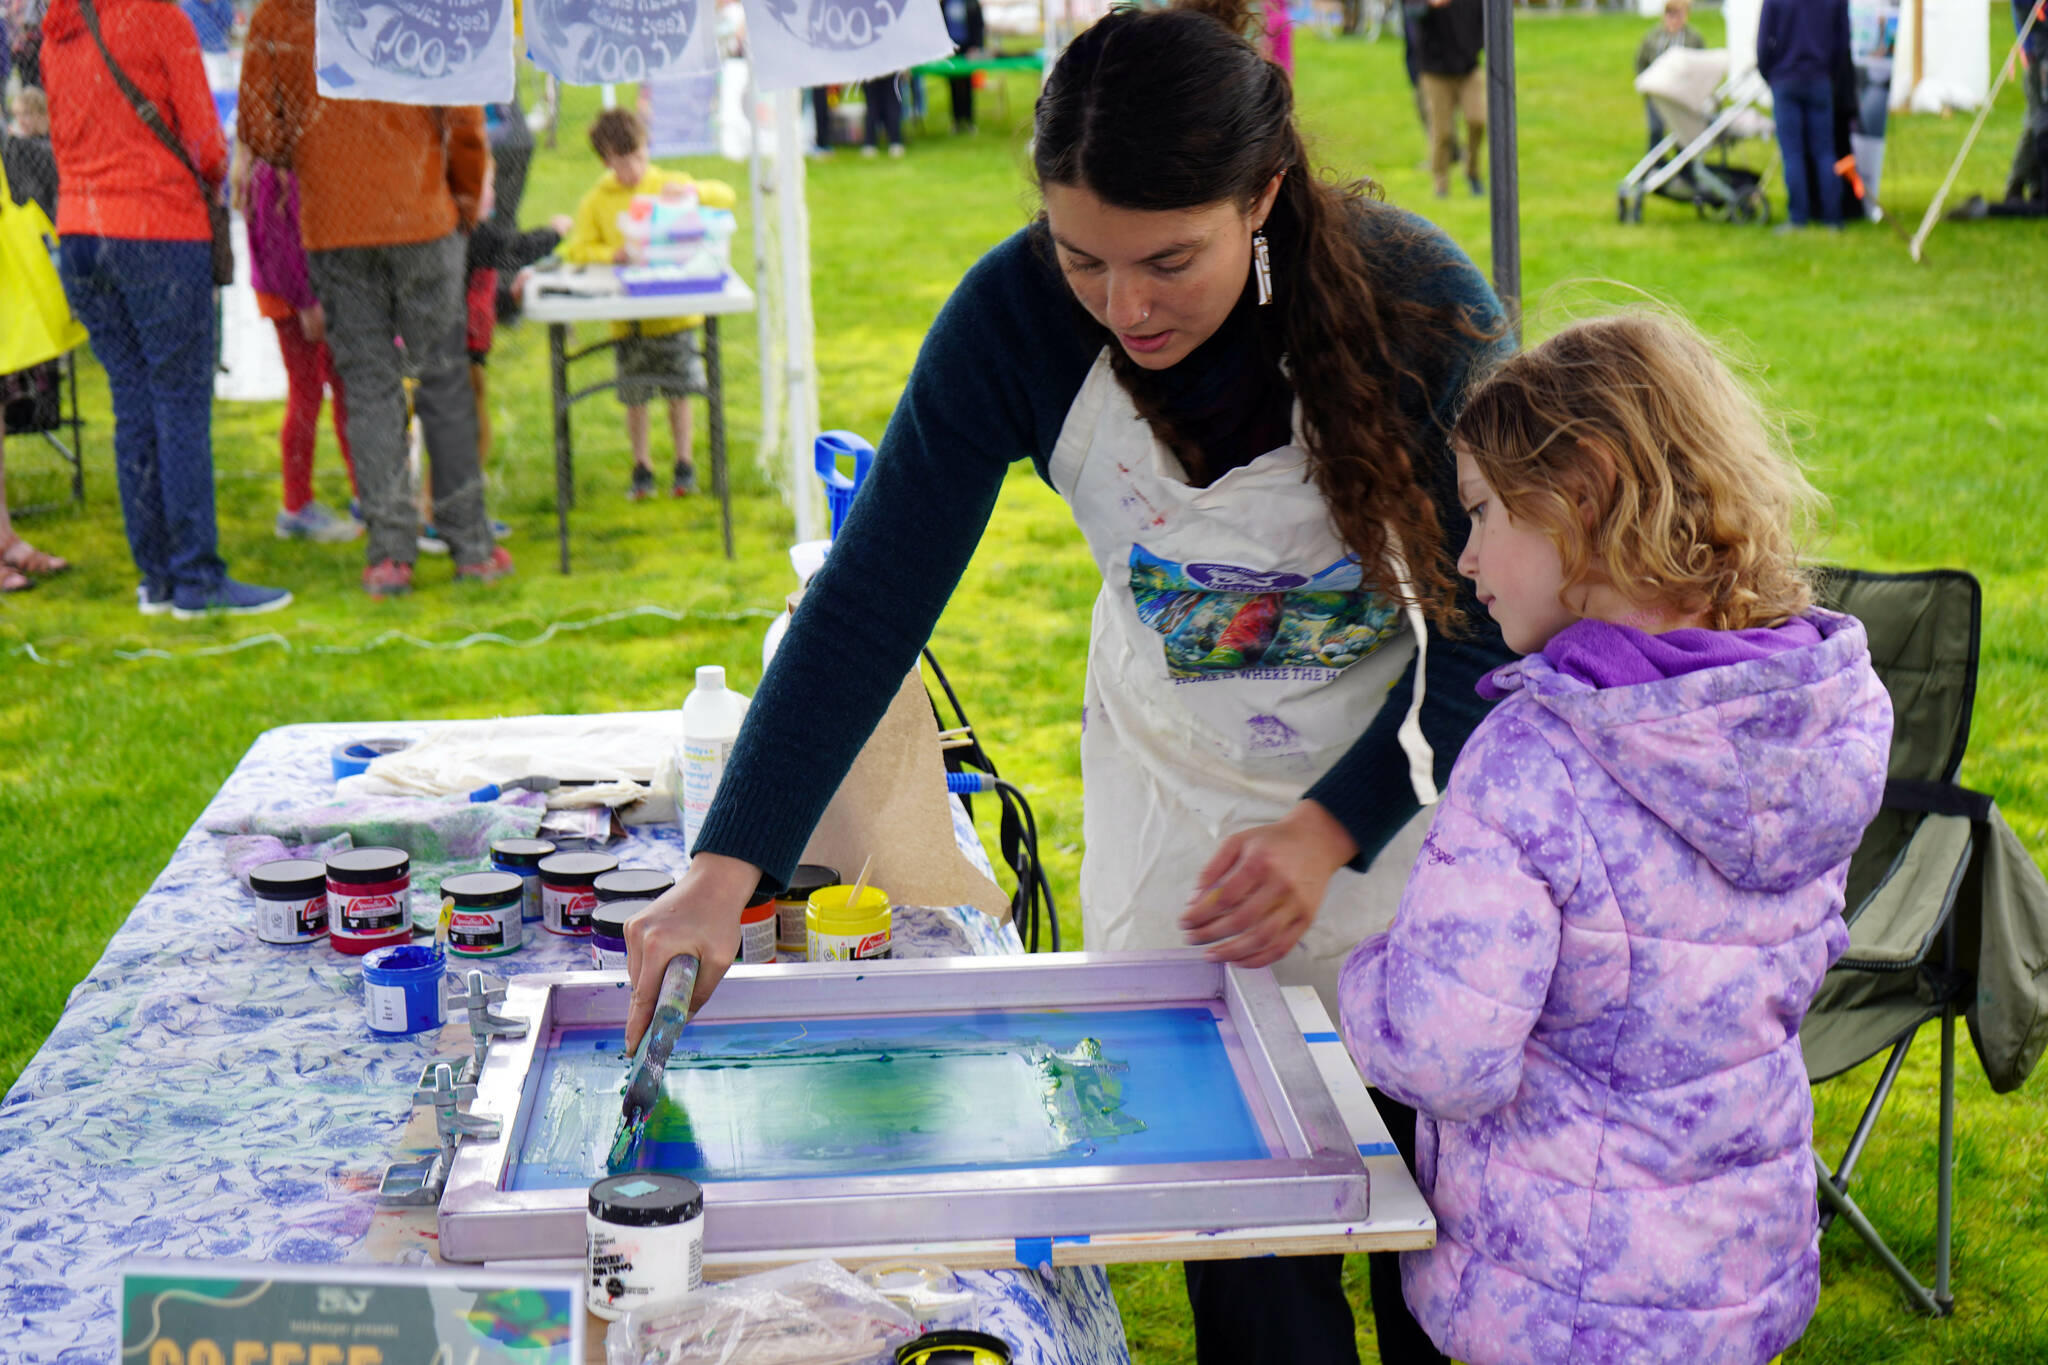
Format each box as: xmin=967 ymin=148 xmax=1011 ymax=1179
xmin=240 ymin=0 xmax=508 ymax=597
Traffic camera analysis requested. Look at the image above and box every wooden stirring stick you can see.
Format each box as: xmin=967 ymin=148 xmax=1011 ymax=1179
xmin=843 ymin=854 xmax=875 ymax=915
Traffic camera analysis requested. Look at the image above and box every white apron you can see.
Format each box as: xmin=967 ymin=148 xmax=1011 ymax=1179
xmin=1048 ymin=349 xmax=1438 ymax=1013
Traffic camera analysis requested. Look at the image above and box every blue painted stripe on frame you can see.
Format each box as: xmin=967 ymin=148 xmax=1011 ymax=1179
xmin=1357 ymin=1142 xmax=1399 ymax=1157
xmin=1301 ymin=1031 xmax=1341 ymax=1043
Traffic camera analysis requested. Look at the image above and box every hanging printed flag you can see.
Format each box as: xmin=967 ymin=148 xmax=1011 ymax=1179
xmin=524 ymin=0 xmax=718 ymax=85
xmin=646 ymin=68 xmax=724 ymax=155
xmin=315 ymin=0 xmax=517 ymax=102
xmin=741 ymin=0 xmax=954 ymax=93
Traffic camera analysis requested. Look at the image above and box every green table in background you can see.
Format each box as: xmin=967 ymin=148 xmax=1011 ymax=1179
xmin=909 ymin=53 xmax=1046 ymax=129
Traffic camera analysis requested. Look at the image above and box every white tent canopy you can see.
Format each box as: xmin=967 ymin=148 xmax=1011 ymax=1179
xmin=1889 ymin=0 xmax=1992 ymax=111
xmin=1713 ymin=0 xmax=1989 ymax=112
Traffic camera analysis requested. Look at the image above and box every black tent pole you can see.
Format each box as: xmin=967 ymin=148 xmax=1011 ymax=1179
xmin=1484 ymin=0 xmax=1522 ymax=342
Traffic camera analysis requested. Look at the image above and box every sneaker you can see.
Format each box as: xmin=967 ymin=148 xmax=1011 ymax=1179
xmin=276 ymin=502 xmax=364 ymax=543
xmin=860 ymin=144 xmax=879 ymax=158
xmin=888 ymin=143 xmax=906 ymax=159
xmin=138 ymin=580 xmax=175 ymax=616
xmin=1468 ymin=174 xmax=1485 ymax=198
xmin=672 ymin=461 xmax=698 ymax=497
xmin=170 ymin=578 xmax=294 ymax=620
xmin=630 ymin=465 xmax=656 ymax=501
xmin=363 ymin=559 xmax=414 ymax=597
xmin=454 ymin=545 xmax=515 ymax=585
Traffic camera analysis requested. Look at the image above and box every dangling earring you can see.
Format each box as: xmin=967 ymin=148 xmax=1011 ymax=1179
xmin=1252 ymin=230 xmax=1273 ymax=307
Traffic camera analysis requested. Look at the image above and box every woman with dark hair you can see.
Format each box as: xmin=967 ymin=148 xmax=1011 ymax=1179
xmin=628 ymin=1 xmax=1510 ymax=1357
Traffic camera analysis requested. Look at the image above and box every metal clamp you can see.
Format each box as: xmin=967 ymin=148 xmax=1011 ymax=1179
xmin=377 ymin=1060 xmax=502 ymax=1206
xmin=444 ymin=969 xmax=529 ymax=1084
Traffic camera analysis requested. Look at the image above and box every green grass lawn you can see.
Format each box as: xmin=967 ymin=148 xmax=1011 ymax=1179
xmin=4 ymin=8 xmax=2045 ymax=1360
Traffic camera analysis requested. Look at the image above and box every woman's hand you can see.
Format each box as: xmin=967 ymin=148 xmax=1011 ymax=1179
xmin=623 ymin=851 xmax=762 ymax=1049
xmin=1179 ymin=801 xmax=1359 ymax=968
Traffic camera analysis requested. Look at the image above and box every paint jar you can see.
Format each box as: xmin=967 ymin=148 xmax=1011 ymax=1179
xmin=326 ymin=847 xmax=414 ymax=956
xmin=895 ymin=1331 xmax=1014 ymax=1365
xmin=739 ymin=880 xmax=778 ymax=965
xmin=491 ymin=837 xmax=557 ymax=923
xmin=806 ymin=884 xmax=892 ymax=963
xmin=441 ymin=870 xmax=525 ymax=958
xmin=249 ymin=858 xmax=330 ymax=946
xmin=587 ymin=1173 xmax=705 ymax=1321
xmin=590 ymin=898 xmax=655 ymax=971
xmin=775 ymin=863 xmax=839 ymax=961
xmin=538 ymin=851 xmax=618 ymax=936
xmin=594 ymin=867 xmax=676 ymax=906
xmin=361 ymin=943 xmax=446 ymax=1036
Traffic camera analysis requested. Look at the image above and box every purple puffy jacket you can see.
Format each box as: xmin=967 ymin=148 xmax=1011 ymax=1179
xmin=1341 ymin=608 xmax=1892 ymax=1365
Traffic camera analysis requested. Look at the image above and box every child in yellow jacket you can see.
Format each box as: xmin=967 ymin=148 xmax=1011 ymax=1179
xmin=562 ymin=109 xmax=737 ymax=499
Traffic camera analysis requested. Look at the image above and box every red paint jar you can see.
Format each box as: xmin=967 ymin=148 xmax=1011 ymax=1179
xmin=326 ymin=847 xmax=414 ymax=955
xmin=739 ymin=879 xmax=778 ymax=965
xmin=538 ymin=850 xmax=618 ymax=936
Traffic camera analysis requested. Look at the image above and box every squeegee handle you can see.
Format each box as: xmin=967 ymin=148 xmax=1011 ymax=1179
xmin=621 ymin=953 xmax=699 ymax=1120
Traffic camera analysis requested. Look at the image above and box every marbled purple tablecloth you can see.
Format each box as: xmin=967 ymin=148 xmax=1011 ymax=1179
xmin=0 ymin=719 xmax=1127 ymax=1365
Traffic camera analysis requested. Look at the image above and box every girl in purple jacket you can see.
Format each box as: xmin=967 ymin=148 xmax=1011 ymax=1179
xmin=1340 ymin=312 xmax=1892 ymax=1365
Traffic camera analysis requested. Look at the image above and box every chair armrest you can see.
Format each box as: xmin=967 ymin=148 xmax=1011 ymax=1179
xmin=1837 ymin=812 xmax=1974 ymax=971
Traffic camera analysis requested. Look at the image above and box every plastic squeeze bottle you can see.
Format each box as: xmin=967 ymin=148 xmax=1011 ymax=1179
xmin=679 ymin=666 xmax=750 ymax=852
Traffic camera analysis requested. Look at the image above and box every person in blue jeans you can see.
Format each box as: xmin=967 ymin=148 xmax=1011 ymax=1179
xmin=1758 ymin=0 xmax=1849 ymax=229
xmin=42 ymin=0 xmax=290 ymax=618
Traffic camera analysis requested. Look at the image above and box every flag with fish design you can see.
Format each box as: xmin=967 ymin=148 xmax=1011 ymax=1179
xmin=740 ymin=0 xmax=954 ymax=93
xmin=315 ymin=0 xmax=516 ymax=102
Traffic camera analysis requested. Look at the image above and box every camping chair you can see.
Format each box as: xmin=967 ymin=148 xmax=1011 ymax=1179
xmin=2 ymin=350 xmax=85 ymax=515
xmin=1798 ymin=567 xmax=2048 ymax=1317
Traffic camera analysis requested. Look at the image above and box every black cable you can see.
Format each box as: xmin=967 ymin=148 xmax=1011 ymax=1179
xmin=920 ymin=647 xmax=1057 ymax=952
xmin=994 ymin=778 xmax=1058 ymax=952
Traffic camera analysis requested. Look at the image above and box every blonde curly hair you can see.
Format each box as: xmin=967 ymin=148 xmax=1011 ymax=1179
xmin=1451 ymin=311 xmax=1823 ymax=632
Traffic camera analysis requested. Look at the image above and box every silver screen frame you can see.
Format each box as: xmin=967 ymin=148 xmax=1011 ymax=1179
xmin=436 ymin=951 xmax=1370 ymax=1263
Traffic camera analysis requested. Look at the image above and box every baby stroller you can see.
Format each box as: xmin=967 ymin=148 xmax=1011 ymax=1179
xmin=1618 ymin=47 xmax=1778 ymax=225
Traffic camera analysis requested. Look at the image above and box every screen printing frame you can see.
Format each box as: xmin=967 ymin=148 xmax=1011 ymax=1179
xmin=437 ymin=951 xmax=1370 ymax=1263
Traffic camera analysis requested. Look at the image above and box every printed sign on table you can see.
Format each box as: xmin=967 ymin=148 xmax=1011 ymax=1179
xmin=524 ymin=0 xmax=718 ymax=85
xmin=121 ymin=1260 xmax=583 ymax=1364
xmin=740 ymin=0 xmax=955 ymax=93
xmin=315 ymin=0 xmax=517 ymax=103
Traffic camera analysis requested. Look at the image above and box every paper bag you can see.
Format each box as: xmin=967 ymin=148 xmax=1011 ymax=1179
xmin=800 ymin=666 xmax=1011 ymax=924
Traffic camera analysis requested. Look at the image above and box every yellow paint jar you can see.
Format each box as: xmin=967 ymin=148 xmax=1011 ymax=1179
xmin=806 ymin=884 xmax=892 ymax=962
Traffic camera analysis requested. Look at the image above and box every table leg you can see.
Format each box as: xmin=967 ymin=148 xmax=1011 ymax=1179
xmin=707 ymin=316 xmax=732 ymax=559
xmin=551 ymin=322 xmax=572 ymax=574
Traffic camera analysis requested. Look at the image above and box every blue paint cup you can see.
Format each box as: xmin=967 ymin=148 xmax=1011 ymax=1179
xmin=361 ymin=944 xmax=446 ymax=1037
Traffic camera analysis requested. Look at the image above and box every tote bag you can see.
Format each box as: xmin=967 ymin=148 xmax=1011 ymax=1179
xmin=0 ymin=159 xmax=87 ymax=375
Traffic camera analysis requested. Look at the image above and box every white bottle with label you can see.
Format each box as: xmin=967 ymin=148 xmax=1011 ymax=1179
xmin=678 ymin=665 xmax=750 ymax=852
